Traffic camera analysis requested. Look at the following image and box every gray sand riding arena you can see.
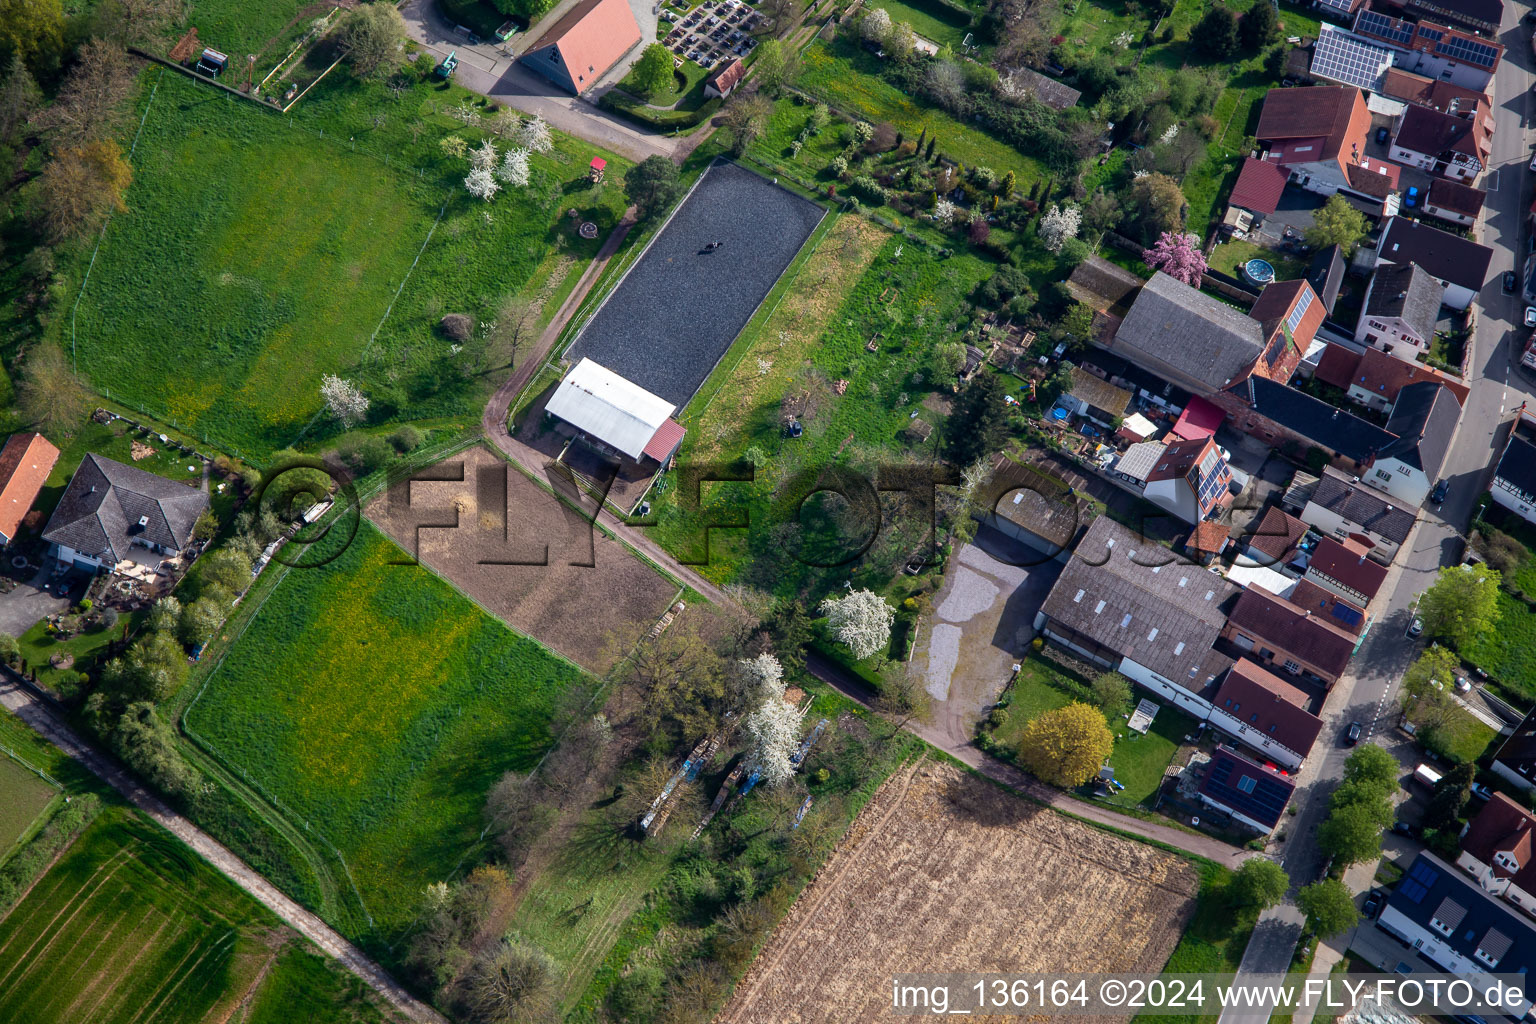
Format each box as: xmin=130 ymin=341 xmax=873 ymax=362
xmin=364 ymin=445 xmax=679 ymax=673
xmin=566 ymin=159 xmax=825 ymax=408
xmin=716 ymin=761 xmax=1199 ymax=1024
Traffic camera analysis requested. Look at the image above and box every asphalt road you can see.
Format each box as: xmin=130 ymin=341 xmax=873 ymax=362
xmin=1220 ymin=11 xmax=1536 ymax=1020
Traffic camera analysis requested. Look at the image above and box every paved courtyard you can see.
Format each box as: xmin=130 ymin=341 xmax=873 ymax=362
xmin=913 ymin=526 xmax=1062 ymax=749
xmin=566 ymin=159 xmax=824 ymax=408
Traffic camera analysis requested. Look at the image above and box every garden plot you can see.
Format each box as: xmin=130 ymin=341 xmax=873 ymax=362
xmin=566 ymin=159 xmax=824 ymax=408
xmin=717 ymin=761 xmax=1198 ymax=1024
xmin=364 ymin=445 xmax=679 ymax=673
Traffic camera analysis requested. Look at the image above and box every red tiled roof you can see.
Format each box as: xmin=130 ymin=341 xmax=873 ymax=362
xmin=1246 ymin=506 xmax=1308 ymax=565
xmin=1226 ymin=587 xmax=1357 ymax=680
xmin=1463 ymin=794 xmax=1536 ymax=883
xmin=1308 ymin=536 xmax=1389 ymax=601
xmin=1187 ymin=520 xmax=1231 ymax=557
xmin=1148 ymin=435 xmax=1218 ymax=482
xmin=1172 ymin=395 xmax=1225 ymax=441
xmin=1214 ymin=658 xmax=1323 ymax=759
xmin=1378 ymin=69 xmax=1490 ymax=119
xmin=0 ymin=433 xmax=59 ymax=542
xmin=1256 ymin=86 xmax=1369 ymax=166
xmin=707 ymin=57 xmax=745 ymax=94
xmin=1427 ymin=177 xmax=1486 ymax=218
xmin=642 ymin=418 xmax=686 ymax=462
xmin=1346 ymin=157 xmax=1400 ymax=199
xmin=527 ymin=0 xmax=642 ymax=94
xmin=1315 ymin=344 xmax=1363 ymax=390
xmin=1250 ymin=278 xmax=1324 ymax=352
xmin=1289 ymin=578 xmax=1368 ymax=636
xmin=1348 ymin=346 xmax=1471 ymax=408
xmin=1229 ymin=157 xmax=1289 ymax=215
xmin=1395 ymin=104 xmax=1489 ymax=164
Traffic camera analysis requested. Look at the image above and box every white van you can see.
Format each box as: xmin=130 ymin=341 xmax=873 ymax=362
xmin=1414 ymin=763 xmax=1443 ymax=788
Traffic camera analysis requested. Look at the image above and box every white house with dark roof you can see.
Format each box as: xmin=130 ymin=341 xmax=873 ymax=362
xmin=41 ymin=453 xmax=209 ymax=572
xmin=1300 ymin=466 xmax=1416 ymax=564
xmin=1377 ymin=216 xmax=1494 ymax=309
xmin=1355 ymin=262 xmax=1446 ymax=362
xmin=1366 ymin=381 xmax=1461 ymax=506
xmin=1491 ymin=414 xmax=1536 ymax=527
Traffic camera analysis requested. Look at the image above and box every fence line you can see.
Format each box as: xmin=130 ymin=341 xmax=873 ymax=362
xmin=0 ymin=742 xmax=65 ymax=791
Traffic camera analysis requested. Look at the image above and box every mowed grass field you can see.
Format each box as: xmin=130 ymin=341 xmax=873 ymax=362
xmin=74 ymin=71 xmax=630 ymax=460
xmin=0 ymin=809 xmax=397 ymax=1024
xmin=185 ymin=521 xmax=590 ymax=933
xmin=0 ymin=756 xmax=57 ymax=857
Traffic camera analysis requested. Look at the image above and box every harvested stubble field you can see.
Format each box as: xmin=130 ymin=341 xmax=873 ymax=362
xmin=567 ymin=160 xmax=825 ymax=408
xmin=0 ymin=809 xmax=396 ymax=1024
xmin=717 ymin=762 xmax=1199 ymax=1024
xmin=365 ymin=444 xmax=680 ymax=672
xmin=185 ymin=520 xmax=591 ymax=934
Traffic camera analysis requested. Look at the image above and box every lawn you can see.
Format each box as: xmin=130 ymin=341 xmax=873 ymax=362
xmin=1144 ymin=864 xmax=1261 ymax=1024
xmin=0 ymin=808 xmax=395 ymax=1024
xmin=648 ymin=226 xmax=995 ymax=596
xmin=795 ymin=40 xmax=1049 ymax=187
xmin=871 ymin=0 xmax=973 ymax=48
xmin=0 ymin=755 xmax=58 ymax=859
xmin=1462 ymin=591 xmax=1536 ymax=700
xmin=72 ymin=69 xmax=629 ymax=461
xmin=18 ymin=611 xmax=144 ymax=694
xmin=1208 ymin=239 xmax=1308 ymax=283
xmin=184 ymin=520 xmax=591 ymax=937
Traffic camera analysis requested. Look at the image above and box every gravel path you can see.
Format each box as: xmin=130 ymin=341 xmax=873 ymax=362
xmin=0 ymin=675 xmax=445 ymax=1024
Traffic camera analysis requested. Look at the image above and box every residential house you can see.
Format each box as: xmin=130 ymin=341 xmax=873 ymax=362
xmin=519 ymin=0 xmax=643 ymax=94
xmin=1456 ymin=794 xmax=1536 ymax=918
xmin=1144 ymin=436 xmax=1235 ymax=526
xmin=1374 ymin=0 xmax=1503 ymax=37
xmin=41 ymin=453 xmax=209 ymax=572
xmin=1238 ymin=505 xmax=1309 ymax=571
xmin=1376 ymin=851 xmax=1536 ymax=1017
xmin=1300 ymin=466 xmax=1417 ymax=564
xmin=1196 ymin=745 xmax=1297 ymax=834
xmin=1111 ymin=440 xmax=1166 ymax=488
xmin=1378 ymin=68 xmax=1494 ymax=129
xmin=1389 ymin=103 xmax=1490 ymax=182
xmin=1108 ymin=273 xmax=1320 ymax=399
xmin=1425 ymin=177 xmax=1487 ymax=225
xmin=1316 ymin=343 xmax=1471 ymax=412
xmin=1228 ymin=157 xmax=1291 ymax=221
xmin=545 ymin=357 xmax=687 ymax=466
xmin=703 ymin=58 xmax=745 ymax=99
xmin=1063 ymin=365 xmax=1132 ymax=428
xmin=1220 ymin=375 xmax=1399 ymax=472
xmin=1490 ymin=414 xmax=1536 ymax=526
xmin=1207 ymin=659 xmax=1324 ymax=769
xmin=1184 ymin=521 xmax=1231 ymax=565
xmin=0 ymin=432 xmax=58 ymax=546
xmin=1351 ymin=8 xmax=1503 ymax=90
xmin=1377 ymin=216 xmax=1494 ymax=309
xmin=1255 ymin=86 xmax=1373 ymax=195
xmin=1343 ymin=156 xmax=1402 ymax=218
xmin=1367 ymin=380 xmax=1461 ymax=506
xmin=1289 ymin=578 xmax=1370 ymax=636
xmin=1355 ymin=262 xmax=1446 ymax=361
xmin=1035 ymin=516 xmax=1239 ymax=718
xmin=1307 ymin=246 xmax=1346 ymax=316
xmin=1494 ymin=705 xmax=1536 ymax=791
xmin=1305 ymin=535 xmax=1389 ymax=608
xmin=1221 ymin=585 xmax=1359 ymax=687
xmin=1310 ymin=25 xmax=1397 ymax=93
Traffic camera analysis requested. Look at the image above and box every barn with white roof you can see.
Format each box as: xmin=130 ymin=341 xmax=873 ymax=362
xmin=544 ymin=358 xmax=687 ymax=467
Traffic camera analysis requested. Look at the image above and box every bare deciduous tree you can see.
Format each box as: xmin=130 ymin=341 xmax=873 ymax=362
xmin=31 ymin=38 xmax=137 ymax=147
xmin=462 ymin=939 xmax=556 ymax=1023
xmin=37 ymin=138 xmax=131 ymax=241
xmin=95 ymin=0 xmax=187 ymax=47
xmin=17 ymin=345 xmax=89 ymax=436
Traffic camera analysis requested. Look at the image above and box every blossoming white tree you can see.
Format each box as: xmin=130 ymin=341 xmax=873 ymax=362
xmin=465 ymin=167 xmax=500 ymax=201
xmin=932 ymin=198 xmax=957 ymax=223
xmin=516 ymin=114 xmax=553 ymax=154
xmin=470 ymin=138 xmax=498 ymax=173
xmin=496 ymin=147 xmax=531 ymax=187
xmin=319 ymin=374 xmax=369 ymax=426
xmin=861 ymin=7 xmax=891 ymax=43
xmin=735 ymin=653 xmax=785 ymax=706
xmin=744 ymin=697 xmax=801 ymax=787
xmin=820 ymin=589 xmax=895 ymax=661
xmin=1039 ymin=204 xmax=1081 ymax=253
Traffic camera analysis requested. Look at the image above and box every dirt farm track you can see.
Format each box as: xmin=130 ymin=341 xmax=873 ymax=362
xmin=716 ymin=761 xmax=1199 ymax=1024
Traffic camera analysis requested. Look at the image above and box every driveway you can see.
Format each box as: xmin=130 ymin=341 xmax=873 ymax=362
xmin=912 ymin=526 xmax=1062 ymax=749
xmin=0 ymin=565 xmax=70 ymax=638
xmin=399 ymin=0 xmax=682 ymax=164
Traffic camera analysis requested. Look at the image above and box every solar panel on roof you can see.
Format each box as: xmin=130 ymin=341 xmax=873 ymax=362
xmin=1400 ymin=858 xmax=1439 ymax=903
xmin=1311 ymin=27 xmax=1395 ymax=90
xmin=1416 ymin=25 xmax=1443 ymax=40
xmin=1331 ymin=604 xmax=1363 ymax=626
xmin=1436 ymin=36 xmax=1497 ymax=67
xmin=1357 ymin=9 xmax=1414 ymax=44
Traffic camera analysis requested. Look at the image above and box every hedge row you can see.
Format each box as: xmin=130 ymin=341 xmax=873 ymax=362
xmin=597 ymin=89 xmax=722 ymax=130
xmin=0 ymin=793 xmax=101 ymax=915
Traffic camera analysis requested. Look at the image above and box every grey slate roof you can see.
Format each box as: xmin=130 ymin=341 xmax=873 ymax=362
xmin=1363 ymin=263 xmax=1444 ymax=345
xmin=1232 ymin=376 xmax=1397 ymax=462
xmin=41 ymin=453 xmax=208 ymax=563
xmin=1306 ymin=246 xmax=1345 ymax=314
xmin=1041 ymin=516 xmax=1239 ymax=692
xmin=1378 ymin=217 xmax=1494 ymax=295
xmin=1495 ymin=434 xmax=1536 ymax=502
xmin=1115 ymin=273 xmax=1265 ymax=391
xmin=1382 ymin=852 xmax=1536 ymax=977
xmin=1382 ymin=381 xmax=1460 ymax=476
xmin=1308 ymin=467 xmax=1416 ymax=543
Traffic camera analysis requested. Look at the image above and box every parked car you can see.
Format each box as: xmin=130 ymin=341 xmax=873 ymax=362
xmin=1526 ymin=307 xmax=1536 ymax=328
xmin=1505 ymin=271 xmax=1519 ymax=294
xmin=1456 ymin=675 xmax=1473 ymax=693
xmin=1471 ymin=782 xmax=1494 ymax=801
xmin=1375 ymin=126 xmax=1390 ymax=145
xmin=1363 ymin=890 xmax=1384 ymax=918
xmin=1431 ymin=480 xmax=1450 ymax=505
xmin=1392 ymin=820 xmax=1417 ymax=837
xmin=1345 ymin=721 xmax=1363 ymax=745
xmin=1405 ymin=186 xmax=1419 ymax=208
xmin=1407 ymin=616 xmax=1424 ymax=638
